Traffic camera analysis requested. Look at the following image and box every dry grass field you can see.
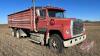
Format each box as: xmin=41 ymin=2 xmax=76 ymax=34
xmin=0 ymin=23 xmax=100 ymax=56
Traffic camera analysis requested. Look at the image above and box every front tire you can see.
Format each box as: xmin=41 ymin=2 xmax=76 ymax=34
xmin=49 ymin=34 xmax=64 ymax=53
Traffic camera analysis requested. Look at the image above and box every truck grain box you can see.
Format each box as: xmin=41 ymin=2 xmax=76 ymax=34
xmin=8 ymin=8 xmax=34 ymax=30
xmin=8 ymin=6 xmax=86 ymax=53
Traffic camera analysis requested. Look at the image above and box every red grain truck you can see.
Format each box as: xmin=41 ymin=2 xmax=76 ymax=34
xmin=8 ymin=6 xmax=86 ymax=53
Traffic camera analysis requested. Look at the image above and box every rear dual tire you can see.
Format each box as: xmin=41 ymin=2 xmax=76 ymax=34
xmin=16 ymin=30 xmax=21 ymax=38
xmin=11 ymin=29 xmax=16 ymax=37
xmin=11 ymin=29 xmax=21 ymax=38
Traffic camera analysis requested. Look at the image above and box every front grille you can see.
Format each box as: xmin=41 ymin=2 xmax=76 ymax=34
xmin=73 ymin=19 xmax=83 ymax=35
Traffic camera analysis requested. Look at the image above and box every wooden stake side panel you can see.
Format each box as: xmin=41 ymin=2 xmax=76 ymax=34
xmin=8 ymin=9 xmax=34 ymax=30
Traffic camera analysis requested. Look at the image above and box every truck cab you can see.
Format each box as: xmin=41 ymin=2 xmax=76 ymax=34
xmin=33 ymin=6 xmax=86 ymax=52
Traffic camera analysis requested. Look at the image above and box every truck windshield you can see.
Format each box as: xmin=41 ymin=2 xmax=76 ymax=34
xmin=48 ymin=10 xmax=64 ymax=18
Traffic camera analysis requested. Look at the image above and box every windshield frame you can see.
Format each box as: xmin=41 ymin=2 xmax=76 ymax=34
xmin=47 ymin=9 xmax=65 ymax=18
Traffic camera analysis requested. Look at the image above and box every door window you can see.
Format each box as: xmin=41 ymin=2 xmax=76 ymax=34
xmin=40 ymin=10 xmax=46 ymax=18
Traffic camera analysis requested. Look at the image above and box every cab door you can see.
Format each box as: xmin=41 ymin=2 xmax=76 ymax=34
xmin=37 ymin=9 xmax=48 ymax=32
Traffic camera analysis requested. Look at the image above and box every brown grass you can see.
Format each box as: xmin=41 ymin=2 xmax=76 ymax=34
xmin=0 ymin=23 xmax=100 ymax=56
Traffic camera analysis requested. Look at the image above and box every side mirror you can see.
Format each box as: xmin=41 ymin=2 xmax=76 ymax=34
xmin=36 ymin=9 xmax=40 ymax=16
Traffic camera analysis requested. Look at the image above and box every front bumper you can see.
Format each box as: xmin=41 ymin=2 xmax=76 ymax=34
xmin=63 ymin=34 xmax=86 ymax=47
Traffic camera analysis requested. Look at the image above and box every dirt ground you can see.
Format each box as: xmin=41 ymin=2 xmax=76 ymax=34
xmin=0 ymin=23 xmax=100 ymax=56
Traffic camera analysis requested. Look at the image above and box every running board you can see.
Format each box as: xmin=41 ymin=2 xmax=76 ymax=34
xmin=29 ymin=39 xmax=40 ymax=43
xmin=30 ymin=33 xmax=44 ymax=44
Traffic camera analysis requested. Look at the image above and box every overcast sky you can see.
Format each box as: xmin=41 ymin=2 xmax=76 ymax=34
xmin=0 ymin=0 xmax=100 ymax=24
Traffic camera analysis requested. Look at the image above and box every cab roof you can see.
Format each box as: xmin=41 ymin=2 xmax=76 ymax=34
xmin=31 ymin=6 xmax=65 ymax=11
xmin=43 ymin=6 xmax=65 ymax=11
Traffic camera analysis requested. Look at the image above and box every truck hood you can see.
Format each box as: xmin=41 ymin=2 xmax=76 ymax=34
xmin=49 ymin=18 xmax=76 ymax=26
